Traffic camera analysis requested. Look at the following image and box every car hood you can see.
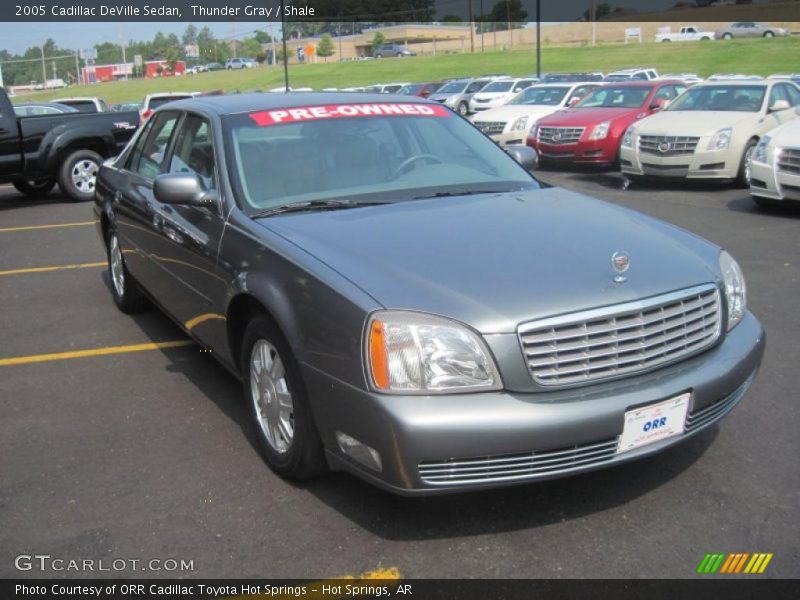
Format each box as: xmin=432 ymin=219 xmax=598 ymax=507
xmin=258 ymin=188 xmax=720 ymax=334
xmin=428 ymin=93 xmax=457 ymax=102
xmin=769 ymin=114 xmax=800 ymax=144
xmin=472 ymin=104 xmax=562 ymax=123
xmin=634 ymin=110 xmax=757 ymax=136
xmin=473 ymin=92 xmax=513 ymax=101
xmin=539 ymin=106 xmax=648 ymax=126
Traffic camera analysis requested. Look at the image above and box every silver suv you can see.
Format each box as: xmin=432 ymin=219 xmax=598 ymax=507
xmin=427 ymin=77 xmax=503 ymax=116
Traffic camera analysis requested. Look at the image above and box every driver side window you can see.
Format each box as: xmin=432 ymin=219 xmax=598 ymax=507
xmin=168 ymin=115 xmax=217 ymax=190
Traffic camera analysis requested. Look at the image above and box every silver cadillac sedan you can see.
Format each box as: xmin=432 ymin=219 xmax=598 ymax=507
xmin=94 ymin=93 xmax=764 ymax=495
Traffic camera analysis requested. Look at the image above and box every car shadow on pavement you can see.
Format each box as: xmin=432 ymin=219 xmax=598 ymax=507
xmin=295 ymin=425 xmax=718 ymax=541
xmin=727 ymin=195 xmax=800 ymax=218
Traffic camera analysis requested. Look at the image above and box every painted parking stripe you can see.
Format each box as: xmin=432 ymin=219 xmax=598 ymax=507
xmin=0 ymin=261 xmax=105 ymax=276
xmin=0 ymin=220 xmax=95 ymax=233
xmin=0 ymin=340 xmax=194 ymax=367
xmin=224 ymin=567 xmax=401 ymax=600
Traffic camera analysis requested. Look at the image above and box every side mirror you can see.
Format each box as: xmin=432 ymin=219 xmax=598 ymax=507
xmin=506 ymin=144 xmax=538 ymax=170
xmin=154 ymin=172 xmax=217 ymax=207
xmin=769 ymin=99 xmax=791 ymax=112
xmin=650 ymin=97 xmax=669 ymax=110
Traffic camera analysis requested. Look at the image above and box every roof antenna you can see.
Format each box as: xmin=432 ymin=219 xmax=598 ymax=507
xmin=280 ymin=1 xmax=290 ymax=92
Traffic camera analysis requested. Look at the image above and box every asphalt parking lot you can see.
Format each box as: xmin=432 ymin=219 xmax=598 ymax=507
xmin=1 ymin=170 xmax=798 ymax=580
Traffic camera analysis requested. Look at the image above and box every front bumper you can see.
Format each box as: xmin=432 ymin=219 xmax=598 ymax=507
xmin=491 ymin=129 xmax=529 ymax=147
xmin=750 ymin=159 xmax=800 ymax=202
xmin=620 ymin=144 xmax=739 ymax=179
xmin=531 ymin=139 xmax=618 ymax=165
xmin=303 ymin=312 xmax=765 ymax=495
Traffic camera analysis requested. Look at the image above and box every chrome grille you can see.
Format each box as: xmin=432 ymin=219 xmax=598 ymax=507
xmin=777 ymin=147 xmax=800 ymax=175
xmin=639 ymin=135 xmax=700 ymax=156
xmin=518 ymin=284 xmax=722 ymax=387
xmin=419 ymin=439 xmax=618 ymax=485
xmin=476 ymin=120 xmax=506 ymax=135
xmin=538 ymin=126 xmax=585 ymax=145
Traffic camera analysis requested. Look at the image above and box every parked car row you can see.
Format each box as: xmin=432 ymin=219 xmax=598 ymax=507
xmin=485 ymin=75 xmax=800 ymax=208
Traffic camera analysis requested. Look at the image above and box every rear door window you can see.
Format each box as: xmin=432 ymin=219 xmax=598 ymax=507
xmin=131 ymin=112 xmax=180 ymax=180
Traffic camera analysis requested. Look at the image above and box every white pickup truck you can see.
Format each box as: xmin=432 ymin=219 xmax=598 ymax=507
xmin=655 ymin=26 xmax=715 ymax=42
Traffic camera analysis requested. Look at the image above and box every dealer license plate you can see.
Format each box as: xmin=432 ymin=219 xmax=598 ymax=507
xmin=617 ymin=393 xmax=690 ymax=454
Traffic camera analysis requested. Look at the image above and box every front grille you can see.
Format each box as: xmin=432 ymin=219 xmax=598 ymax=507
xmin=538 ymin=126 xmax=585 ymax=145
xmin=639 ymin=135 xmax=700 ymax=156
xmin=518 ymin=284 xmax=722 ymax=387
xmin=419 ymin=439 xmax=618 ymax=485
xmin=476 ymin=120 xmax=506 ymax=135
xmin=777 ymin=148 xmax=800 ymax=174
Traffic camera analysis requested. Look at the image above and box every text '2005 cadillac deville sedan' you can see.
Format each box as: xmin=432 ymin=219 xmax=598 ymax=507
xmin=94 ymin=93 xmax=764 ymax=495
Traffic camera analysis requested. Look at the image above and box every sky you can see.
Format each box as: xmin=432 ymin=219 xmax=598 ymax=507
xmin=0 ymin=22 xmax=278 ymax=55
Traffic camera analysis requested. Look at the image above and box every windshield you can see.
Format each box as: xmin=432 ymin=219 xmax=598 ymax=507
xmin=481 ymin=81 xmax=514 ymax=93
xmin=437 ymin=80 xmax=468 ymax=94
xmin=666 ymin=85 xmax=766 ymax=112
xmin=575 ymin=86 xmax=652 ymax=108
xmin=510 ymin=86 xmax=570 ymax=106
xmin=224 ymin=102 xmax=537 ymax=212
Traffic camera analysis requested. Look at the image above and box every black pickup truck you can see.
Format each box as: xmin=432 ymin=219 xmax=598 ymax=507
xmin=0 ymin=87 xmax=139 ymax=202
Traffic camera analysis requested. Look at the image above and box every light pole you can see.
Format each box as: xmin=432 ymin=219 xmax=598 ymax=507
xmin=40 ymin=45 xmax=47 ymax=89
xmin=536 ymin=0 xmax=541 ymax=78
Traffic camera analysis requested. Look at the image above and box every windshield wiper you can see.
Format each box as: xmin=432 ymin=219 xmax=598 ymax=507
xmin=251 ymin=199 xmax=388 ymax=219
xmin=412 ymin=189 xmax=512 ymax=200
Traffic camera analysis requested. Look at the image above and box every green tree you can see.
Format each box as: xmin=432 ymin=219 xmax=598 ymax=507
xmin=317 ymin=34 xmax=335 ymax=61
xmin=371 ymin=31 xmax=385 ymax=50
xmin=182 ymin=24 xmax=198 ymax=46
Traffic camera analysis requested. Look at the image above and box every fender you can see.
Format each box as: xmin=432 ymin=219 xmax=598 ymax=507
xmin=40 ymin=123 xmax=118 ymax=175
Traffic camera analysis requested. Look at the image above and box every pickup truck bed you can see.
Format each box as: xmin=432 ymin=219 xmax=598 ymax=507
xmin=1 ymin=87 xmax=139 ymax=201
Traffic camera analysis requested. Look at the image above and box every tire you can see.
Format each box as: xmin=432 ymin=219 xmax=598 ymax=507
xmin=241 ymin=316 xmax=326 ymax=480
xmin=736 ymin=139 xmax=758 ymax=188
xmin=662 ymin=39 xmax=671 ymax=42
xmin=58 ymin=149 xmax=103 ymax=202
xmin=13 ymin=178 xmax=55 ymax=197
xmin=723 ymin=33 xmax=733 ymax=40
xmin=457 ymin=101 xmax=469 ymax=116
xmin=701 ymin=37 xmax=710 ymax=41
xmin=105 ymin=228 xmax=149 ymax=314
xmin=396 ymin=52 xmax=402 ymax=57
xmin=764 ymin=31 xmax=774 ymax=38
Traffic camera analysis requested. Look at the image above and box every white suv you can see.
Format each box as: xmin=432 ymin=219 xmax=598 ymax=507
xmin=604 ymin=68 xmax=659 ymax=82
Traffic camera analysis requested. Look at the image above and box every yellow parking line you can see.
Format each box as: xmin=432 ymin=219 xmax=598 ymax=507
xmin=225 ymin=567 xmax=401 ymax=600
xmin=0 ymin=261 xmax=105 ymax=276
xmin=0 ymin=340 xmax=195 ymax=367
xmin=0 ymin=220 xmax=95 ymax=233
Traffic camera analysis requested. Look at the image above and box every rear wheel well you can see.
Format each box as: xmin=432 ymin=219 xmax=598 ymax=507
xmin=227 ymin=295 xmax=282 ymax=373
xmin=59 ymin=140 xmax=109 ymax=164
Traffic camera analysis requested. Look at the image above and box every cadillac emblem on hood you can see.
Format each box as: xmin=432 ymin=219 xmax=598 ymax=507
xmin=612 ymin=251 xmax=631 ymax=283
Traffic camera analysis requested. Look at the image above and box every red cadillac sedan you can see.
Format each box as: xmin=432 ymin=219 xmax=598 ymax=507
xmin=527 ymin=80 xmax=687 ymax=166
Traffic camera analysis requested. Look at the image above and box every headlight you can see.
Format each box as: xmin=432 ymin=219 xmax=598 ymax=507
xmin=719 ymin=250 xmax=747 ymax=331
xmin=708 ymin=128 xmax=732 ymax=151
xmin=443 ymin=96 xmax=456 ymax=106
xmin=529 ymin=121 xmax=539 ymax=140
xmin=511 ymin=115 xmax=528 ymax=132
xmin=589 ymin=120 xmax=611 ymax=140
xmin=365 ymin=311 xmax=502 ymax=394
xmin=752 ymin=135 xmax=771 ymax=164
xmin=621 ymin=125 xmax=635 ymax=148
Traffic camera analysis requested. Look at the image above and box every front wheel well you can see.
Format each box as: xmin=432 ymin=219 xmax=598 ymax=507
xmin=226 ymin=294 xmax=284 ymax=373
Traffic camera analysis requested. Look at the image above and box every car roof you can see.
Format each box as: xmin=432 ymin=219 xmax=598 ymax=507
xmin=695 ymin=80 xmax=769 ymax=87
xmin=164 ymin=92 xmax=438 ymax=115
